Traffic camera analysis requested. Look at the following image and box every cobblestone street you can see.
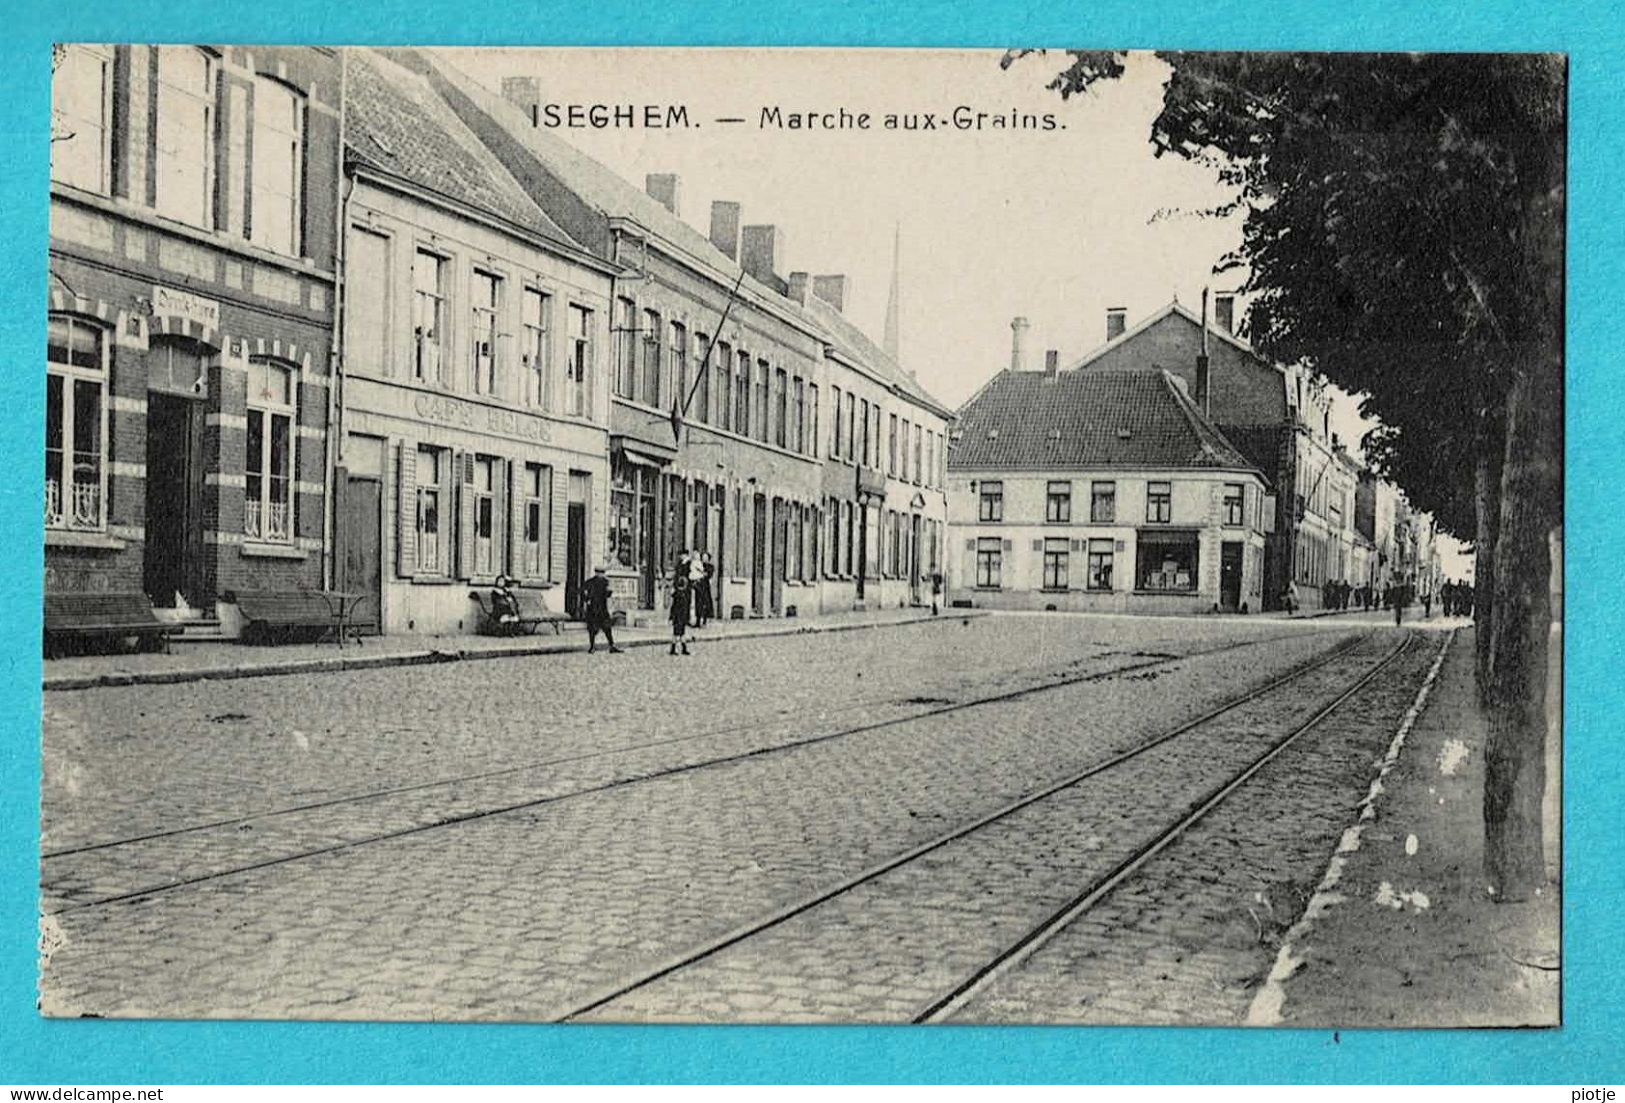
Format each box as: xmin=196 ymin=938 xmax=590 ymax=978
xmin=40 ymin=612 xmax=1442 ymax=1023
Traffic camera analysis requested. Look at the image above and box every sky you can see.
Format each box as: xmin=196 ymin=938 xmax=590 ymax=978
xmin=436 ymin=46 xmax=1472 ymax=572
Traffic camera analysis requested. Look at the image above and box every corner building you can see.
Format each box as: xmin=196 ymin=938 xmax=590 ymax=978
xmin=46 ymin=45 xmax=339 ymax=617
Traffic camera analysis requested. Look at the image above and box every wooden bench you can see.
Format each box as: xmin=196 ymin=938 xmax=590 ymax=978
xmin=44 ymin=592 xmax=178 ymax=657
xmin=469 ymin=588 xmax=571 ymax=636
xmin=233 ymin=589 xmax=361 ymax=645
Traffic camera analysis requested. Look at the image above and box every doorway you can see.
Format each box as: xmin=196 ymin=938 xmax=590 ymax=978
xmin=750 ymin=493 xmax=766 ymax=615
xmin=1221 ymin=541 xmax=1244 ymax=612
xmin=855 ymin=503 xmax=869 ymax=601
xmin=143 ymin=394 xmax=205 ymax=608
xmin=566 ymin=473 xmax=589 ymax=619
xmin=770 ymin=498 xmax=788 ymax=614
xmin=910 ymin=514 xmax=923 ymax=604
xmin=339 ymin=472 xmax=382 ymax=633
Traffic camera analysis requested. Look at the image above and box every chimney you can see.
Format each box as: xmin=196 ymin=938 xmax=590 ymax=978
xmin=812 ymin=274 xmax=848 ymax=313
xmin=1044 ymin=349 xmax=1059 ymax=377
xmin=1195 ymin=353 xmax=1211 ymax=417
xmin=709 ymin=200 xmax=741 ymax=261
xmin=1106 ymin=307 xmax=1127 ymax=341
xmin=1214 ymin=293 xmax=1236 ymax=334
xmin=644 ymin=173 xmax=680 ymax=216
xmin=1010 ymin=316 xmax=1030 ymax=372
xmin=787 ymin=272 xmax=811 ymax=306
xmin=740 ymin=225 xmax=783 ymax=286
xmin=500 ymin=76 xmax=539 ymax=110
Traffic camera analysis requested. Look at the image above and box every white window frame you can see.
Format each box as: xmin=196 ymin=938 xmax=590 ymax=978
xmin=249 ymin=74 xmax=305 ymax=256
xmin=51 ymin=44 xmax=114 ymax=195
xmin=469 ymin=268 xmax=501 ymax=396
xmin=345 ymin=222 xmax=392 ymax=377
xmin=244 ymin=357 xmax=297 ymax=544
xmin=521 ymin=284 xmax=551 ymax=409
xmin=416 ymin=445 xmax=446 ymax=575
xmin=412 ymin=247 xmax=448 ymax=387
xmin=522 ymin=462 xmax=553 ymax=579
xmin=567 ymin=304 xmax=594 ymax=418
xmin=45 ymin=315 xmax=109 ymax=532
xmin=473 ymin=454 xmax=497 ymax=576
xmin=153 ymin=46 xmax=217 ymax=230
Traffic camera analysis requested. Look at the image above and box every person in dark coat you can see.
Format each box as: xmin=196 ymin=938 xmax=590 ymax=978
xmin=582 ymin=566 xmax=623 ymax=654
xmin=490 ymin=574 xmax=521 ymax=626
xmin=695 ymin=552 xmax=716 ymax=627
xmin=669 ymin=571 xmax=692 ymax=655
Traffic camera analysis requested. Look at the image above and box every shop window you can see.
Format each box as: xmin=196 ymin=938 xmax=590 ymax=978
xmin=1091 ymin=480 xmax=1116 ymax=523
xmin=1043 ymin=537 xmax=1069 ymax=590
xmin=609 ymin=457 xmax=636 ymax=570
xmin=45 ymin=315 xmax=107 ymax=531
xmin=978 ymin=480 xmax=1003 ymax=522
xmin=614 ymin=296 xmax=637 ymax=399
xmin=1147 ymin=480 xmax=1172 ymax=523
xmin=1087 ymin=538 xmax=1115 ymax=591
xmin=250 ymin=75 xmax=305 ymax=256
xmin=641 ymin=309 xmax=662 ymax=407
xmin=51 ymin=44 xmax=113 ymax=194
xmin=522 ymin=286 xmax=551 ymax=408
xmin=567 ymin=304 xmax=593 ymax=417
xmin=470 ymin=269 xmax=501 ymax=395
xmin=523 ymin=462 xmax=553 ymax=579
xmin=1224 ymin=482 xmax=1245 ymax=526
xmin=245 ymin=358 xmax=295 ymax=543
xmin=1137 ymin=532 xmax=1199 ymax=592
xmin=1046 ymin=480 xmax=1072 ymax=523
xmin=415 ymin=446 xmax=445 ymax=574
xmin=154 ymin=46 xmax=215 ymax=229
xmin=975 ymin=537 xmax=1002 ymax=588
xmin=412 ymin=249 xmax=446 ymax=386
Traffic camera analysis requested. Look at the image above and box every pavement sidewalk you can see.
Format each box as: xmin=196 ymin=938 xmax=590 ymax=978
xmin=1249 ymin=625 xmax=1561 ymax=1028
xmin=43 ymin=604 xmax=974 ymax=691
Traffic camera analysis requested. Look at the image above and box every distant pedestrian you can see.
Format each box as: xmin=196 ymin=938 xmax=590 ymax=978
xmin=930 ymin=570 xmax=942 ymax=616
xmin=1422 ymin=588 xmax=1433 ymax=619
xmin=689 ymin=550 xmax=712 ymax=628
xmin=669 ymin=571 xmax=692 ymax=656
xmin=582 ymin=566 xmax=623 ymax=654
xmin=697 ymin=553 xmax=716 ymax=626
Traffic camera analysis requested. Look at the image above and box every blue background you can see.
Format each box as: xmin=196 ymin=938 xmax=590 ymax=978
xmin=3 ymin=0 xmax=1619 ymax=1084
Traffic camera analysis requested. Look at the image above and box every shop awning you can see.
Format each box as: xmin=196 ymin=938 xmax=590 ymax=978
xmin=611 ymin=435 xmax=678 ymax=467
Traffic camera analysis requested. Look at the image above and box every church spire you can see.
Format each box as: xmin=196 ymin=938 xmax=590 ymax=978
xmin=882 ymin=221 xmax=901 ymax=361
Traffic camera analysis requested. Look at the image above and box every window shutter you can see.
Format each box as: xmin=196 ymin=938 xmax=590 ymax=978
xmin=456 ymin=451 xmax=476 ymax=579
xmin=495 ymin=458 xmax=509 ymax=578
xmin=396 ymin=442 xmax=417 ymax=577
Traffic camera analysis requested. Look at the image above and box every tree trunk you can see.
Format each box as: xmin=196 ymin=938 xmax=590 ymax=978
xmin=1483 ymin=360 xmax=1562 ymax=902
xmin=1473 ymin=429 xmax=1502 ymax=703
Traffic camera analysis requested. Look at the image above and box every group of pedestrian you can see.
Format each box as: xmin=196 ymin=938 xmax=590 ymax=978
xmin=1439 ymin=578 xmax=1475 ymax=618
xmin=667 ymin=551 xmax=716 ymax=656
xmin=1321 ymin=579 xmax=1362 ymax=611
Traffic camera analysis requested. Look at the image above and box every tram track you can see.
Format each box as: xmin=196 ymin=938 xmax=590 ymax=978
xmin=43 ymin=627 xmax=1360 ymax=916
xmin=555 ymin=631 xmax=1409 ymax=1022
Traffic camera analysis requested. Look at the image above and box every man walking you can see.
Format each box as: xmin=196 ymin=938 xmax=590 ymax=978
xmin=583 ymin=566 xmax=623 ymax=654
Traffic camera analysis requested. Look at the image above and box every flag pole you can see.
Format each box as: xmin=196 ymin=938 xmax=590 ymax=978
xmin=672 ymin=268 xmax=749 ymax=445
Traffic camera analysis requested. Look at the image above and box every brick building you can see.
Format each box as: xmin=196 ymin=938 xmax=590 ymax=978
xmin=47 ymin=45 xmax=340 ymax=622
xmin=946 ymin=362 xmax=1270 ymax=615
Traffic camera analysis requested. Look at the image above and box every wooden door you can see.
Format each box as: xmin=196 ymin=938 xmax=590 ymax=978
xmin=340 ymin=474 xmax=383 ymax=633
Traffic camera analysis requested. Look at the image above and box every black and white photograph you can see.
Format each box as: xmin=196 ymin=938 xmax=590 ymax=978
xmin=39 ymin=45 xmax=1563 ymax=1027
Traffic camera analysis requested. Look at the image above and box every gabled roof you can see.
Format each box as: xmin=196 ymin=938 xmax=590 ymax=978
xmin=344 ymin=49 xmax=578 ymax=250
xmin=1063 ymin=300 xmax=1283 ymax=376
xmin=948 ymin=366 xmax=1263 ymax=477
xmin=802 ymin=294 xmax=955 ymax=421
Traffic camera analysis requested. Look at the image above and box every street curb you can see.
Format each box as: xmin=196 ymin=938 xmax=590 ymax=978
xmin=43 ymin=610 xmax=982 ymax=692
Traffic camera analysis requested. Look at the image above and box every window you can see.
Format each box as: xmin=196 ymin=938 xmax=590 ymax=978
xmin=900 ymin=418 xmax=910 ymax=482
xmin=913 ymin=423 xmax=923 ymax=484
xmin=567 ymin=304 xmax=593 ymax=417
xmin=1046 ymin=480 xmax=1072 ymax=523
xmin=870 ymin=405 xmax=882 ymax=469
xmin=472 ymin=455 xmax=497 ymax=576
xmin=412 ymin=249 xmax=446 ymax=385
xmin=250 ymin=76 xmax=304 ymax=255
xmin=695 ymin=335 xmax=711 ymax=424
xmin=843 ymin=500 xmax=854 ymax=575
xmin=610 ymin=457 xmax=636 ymax=569
xmin=1224 ymin=483 xmax=1245 ymax=526
xmin=925 ymin=432 xmax=935 ymax=490
xmin=1091 ymin=480 xmax=1116 ymax=523
xmin=640 ymin=309 xmax=662 ymax=407
xmin=51 ymin=44 xmax=113 ymax=193
xmin=808 ymin=385 xmax=818 ymax=459
xmin=245 ymin=359 xmax=295 ymax=542
xmin=669 ymin=322 xmax=688 ymax=412
xmin=416 ymin=446 xmax=444 ymax=574
xmin=522 ymin=462 xmax=552 ymax=578
xmin=978 ymin=480 xmax=1003 ymax=522
xmin=828 ymin=500 xmax=841 ymax=575
xmin=844 ymin=391 xmax=856 ymax=461
xmin=773 ymin=368 xmax=788 ymax=448
xmin=1087 ymin=538 xmax=1115 ymax=591
xmin=154 ymin=46 xmax=215 ymax=229
xmin=521 ymin=287 xmax=551 ymax=408
xmin=888 ymin=413 xmax=898 ymax=475
xmin=470 ymin=269 xmax=501 ymax=395
xmin=976 ymin=537 xmax=1002 ymax=588
xmin=45 ymin=316 xmax=106 ymax=530
xmin=614 ymin=296 xmax=637 ymax=399
xmin=345 ymin=226 xmax=390 ymax=376
xmin=1043 ymin=537 xmax=1069 ymax=590
xmin=715 ymin=341 xmax=732 ymax=430
xmin=755 ymin=360 xmax=770 ymax=442
xmin=735 ymin=349 xmax=751 ymax=435
xmin=860 ymin=399 xmax=871 ymax=466
xmin=1146 ymin=480 xmax=1172 ymax=523
xmin=793 ymin=378 xmax=806 ymax=453
xmin=1136 ymin=532 xmax=1199 ymax=592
